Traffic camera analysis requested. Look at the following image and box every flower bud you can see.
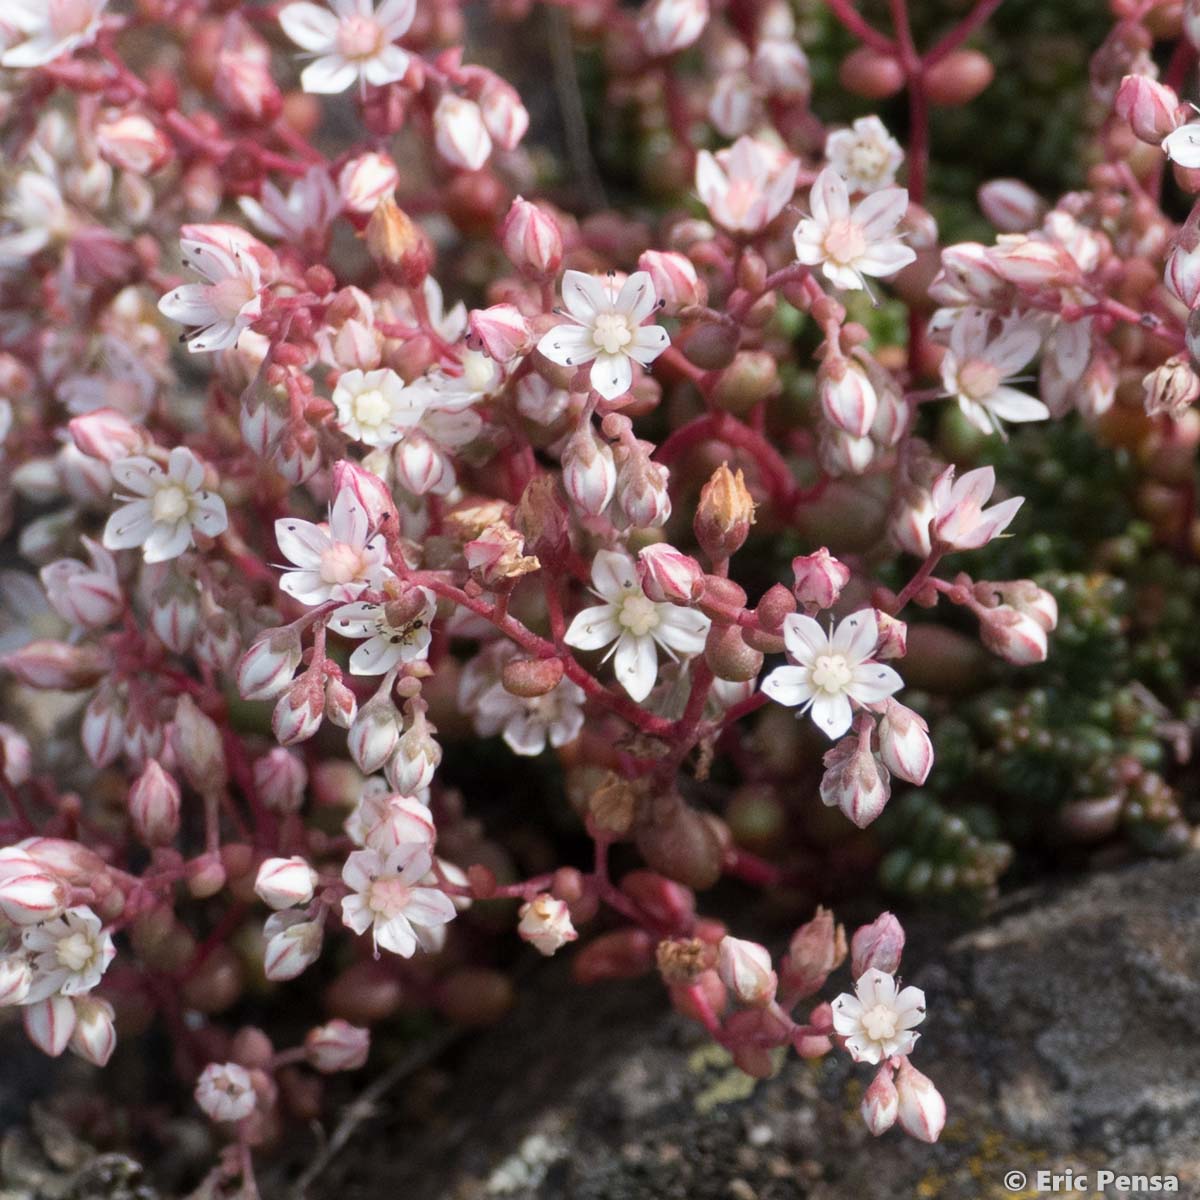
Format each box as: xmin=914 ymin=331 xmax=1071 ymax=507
xmin=818 ymin=427 xmax=876 ymax=477
xmin=0 ymin=640 xmax=107 ymax=690
xmin=172 ymin=696 xmax=228 ymax=793
xmin=977 ymin=604 xmax=1048 ymax=664
xmin=364 ymin=795 xmax=437 ymax=853
xmin=68 ymin=408 xmax=146 ymax=463
xmin=69 ymin=996 xmax=116 ymax=1067
xmin=254 ymin=856 xmax=318 ymax=910
xmin=876 ymin=699 xmax=933 ymax=785
xmin=894 ymin=1059 xmax=946 ymax=1143
xmin=819 ymin=727 xmax=891 ymax=828
xmin=263 ymin=911 xmax=324 ymax=980
xmin=780 ymin=906 xmax=845 ymax=997
xmin=272 ymin=675 xmax=325 ymax=746
xmin=321 ymin=676 xmax=357 ymax=731
xmin=348 ymin=696 xmax=401 ymax=774
xmin=638 ymin=543 xmax=705 ymax=603
xmin=1114 ymin=74 xmax=1182 ymax=145
xmin=393 ymin=432 xmax=455 ymax=496
xmin=128 ymin=759 xmax=182 ymax=846
xmin=501 ymin=656 xmax=565 ymax=698
xmin=95 ymin=112 xmax=172 ymax=175
xmin=612 ymin=445 xmax=672 ymax=529
xmin=987 ymin=236 xmax=1075 ymax=288
xmin=839 ymin=46 xmax=905 ymax=100
xmin=637 ymin=250 xmax=705 ymax=313
xmin=24 ymin=996 xmax=76 ymax=1058
xmin=478 ymin=76 xmax=529 ymax=150
xmin=791 ymin=547 xmax=850 ymax=611
xmin=717 ymin=936 xmax=777 ymax=1006
xmin=923 ymin=48 xmax=993 ymax=106
xmin=517 ymin=893 xmax=578 ymax=955
xmin=874 ymin=612 xmax=908 ymax=660
xmin=976 ymin=178 xmax=1046 ymax=233
xmin=501 ymin=196 xmax=563 ymax=278
xmin=237 ymin=627 xmax=302 ymax=702
xmin=0 ymin=872 xmax=68 ymax=925
xmin=366 ymin=197 xmax=432 ymax=288
xmin=819 ymin=358 xmax=877 ymax=438
xmin=619 ymin=870 xmax=696 ymax=929
xmin=640 ymin=0 xmax=708 ymax=55
xmin=434 ymin=96 xmax=492 ymax=171
xmin=253 ymin=748 xmax=307 ymax=814
xmin=332 ymin=460 xmax=399 ymax=533
xmin=694 ymin=464 xmax=755 ymax=561
xmin=0 ymin=723 xmax=33 ymax=787
xmin=0 ymin=955 xmax=33 ymax=1007
xmin=562 ymin=423 xmax=616 ymax=517
xmin=195 ymin=1062 xmax=257 ymax=1122
xmin=82 ymin=686 xmax=125 ymax=767
xmin=386 ymin=707 xmax=441 ymax=793
xmin=752 ymin=38 xmax=811 ymax=100
xmin=338 ymin=151 xmax=399 ymax=215
xmin=850 ymin=912 xmax=904 ymax=977
xmin=572 ymin=928 xmax=657 ymax=983
xmin=468 ymin=303 xmax=531 ymax=363
xmin=862 ymin=1065 xmax=899 ymax=1135
xmin=306 ymin=1020 xmax=370 ymax=1072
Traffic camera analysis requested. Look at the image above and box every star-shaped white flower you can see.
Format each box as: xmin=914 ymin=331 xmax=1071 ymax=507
xmin=825 ymin=116 xmax=904 ymax=195
xmin=761 ymin=609 xmax=902 ymax=739
xmin=473 ymin=676 xmax=587 ymax=757
xmin=940 ymin=308 xmax=1046 ymax=437
xmin=279 ymin=0 xmax=415 ymax=95
xmin=158 ymin=237 xmax=263 ymax=354
xmin=275 ymin=488 xmax=389 ymax=606
xmin=694 ymin=136 xmax=800 ymax=235
xmin=237 ymin=166 xmax=342 ymax=244
xmin=831 ymin=967 xmax=926 ymax=1065
xmin=340 ymin=843 xmax=457 ymax=957
xmin=102 ymin=447 xmax=228 ymax=564
xmin=329 ymin=586 xmax=436 ymax=675
xmin=563 ymin=549 xmax=710 ymax=702
xmin=21 ymin=905 xmax=115 ymax=1003
xmin=1 ymin=0 xmax=107 ymax=69
xmin=537 ymin=271 xmax=670 ymax=402
xmin=792 ymin=167 xmax=915 ymax=292
xmin=332 ymin=367 xmax=428 ymax=448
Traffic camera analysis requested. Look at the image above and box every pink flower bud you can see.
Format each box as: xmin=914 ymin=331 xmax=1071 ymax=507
xmin=819 ymin=359 xmax=877 ymax=437
xmin=385 ymin=711 xmax=441 ymax=793
xmin=637 ymin=250 xmax=705 ymax=314
xmin=752 ymin=38 xmax=811 ymax=100
xmin=128 ymin=759 xmax=182 ymax=846
xmin=39 ymin=539 xmax=124 ymax=630
xmin=517 ymin=893 xmax=578 ymax=955
xmin=394 ymin=432 xmax=455 ymax=496
xmin=95 ymin=112 xmax=172 ymax=175
xmin=214 ymin=19 xmax=282 ymax=123
xmin=0 ymin=871 xmax=68 ymax=925
xmin=613 ymin=445 xmax=672 ymax=529
xmin=0 ymin=955 xmax=33 ymax=1007
xmin=976 ymin=179 xmax=1046 ymax=233
xmin=1165 ymin=211 xmax=1200 ymax=307
xmin=478 ymin=78 xmax=529 ymax=151
xmin=82 ymin=687 xmax=125 ymax=768
xmin=818 ymin=427 xmax=876 ymax=477
xmin=862 ymin=1064 xmax=899 ymax=1135
xmin=468 ymin=303 xmax=531 ymax=362
xmin=987 ymin=236 xmax=1075 ymax=289
xmin=364 ymin=795 xmax=437 ymax=853
xmin=0 ymin=640 xmax=107 ymax=690
xmin=877 ymin=699 xmax=933 ymax=785
xmin=977 ymin=604 xmax=1048 ymax=664
xmin=270 ymin=421 xmax=322 ymax=486
xmin=172 ymin=696 xmax=228 ymax=793
xmin=0 ymin=723 xmax=32 ymax=787
xmin=717 ymin=936 xmax=777 ymax=1006
xmin=305 ymin=1020 xmax=370 ymax=1072
xmin=332 ymin=459 xmax=398 ymax=532
xmin=434 ymin=96 xmax=492 ymax=171
xmin=237 ymin=628 xmax=302 ymax=702
xmin=348 ymin=697 xmax=402 ymax=774
xmin=150 ymin=573 xmax=201 ymax=654
xmin=338 ymin=152 xmax=399 ymax=215
xmin=324 ymin=676 xmax=358 ymax=729
xmin=1114 ymin=74 xmax=1182 ymax=145
xmin=502 ymin=198 xmax=564 ymax=278
xmin=24 ymin=995 xmax=76 ymax=1057
xmin=780 ymin=906 xmax=845 ymax=997
xmin=850 ymin=912 xmax=905 ymax=977
xmin=68 ymin=408 xmax=146 ymax=463
xmin=123 ymin=707 xmax=164 ymax=769
xmin=640 ymin=0 xmax=709 ymax=57
xmin=195 ymin=1062 xmax=257 ymax=1122
xmin=254 ymin=856 xmax=318 ymax=910
xmin=272 ymin=675 xmax=325 ymax=747
xmin=638 ymin=543 xmax=705 ymax=603
xmin=195 ymin=610 xmax=241 ymax=675
xmin=894 ymin=1059 xmax=946 ymax=1143
xmin=69 ymin=996 xmax=116 ymax=1067
xmin=253 ymin=748 xmax=307 ymax=814
xmin=819 ymin=727 xmax=891 ymax=829
xmin=562 ymin=424 xmax=616 ymax=517
xmin=791 ymin=547 xmax=850 ymax=610
xmin=263 ymin=911 xmax=324 ymax=980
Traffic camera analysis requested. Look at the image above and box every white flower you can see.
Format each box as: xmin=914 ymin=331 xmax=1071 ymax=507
xmin=831 ymin=967 xmax=926 ymax=1065
xmin=333 ymin=366 xmax=428 ymax=447
xmin=279 ymin=0 xmax=415 ymax=94
xmin=929 ymin=464 xmax=1023 ymax=551
xmin=761 ymin=609 xmax=902 ymax=739
xmin=940 ymin=308 xmax=1047 ymax=436
xmin=1162 ymin=119 xmax=1200 ymax=169
xmin=563 ymin=549 xmax=711 ymax=702
xmin=537 ymin=271 xmax=670 ymax=402
xmin=329 ymin=587 xmax=436 ymax=675
xmin=517 ymin=894 xmax=578 ymax=955
xmin=340 ymin=844 xmax=457 ymax=957
xmin=157 ymin=237 xmax=263 ymax=353
xmin=102 ymin=447 xmax=228 ymax=563
xmin=1 ymin=0 xmax=107 ymax=69
xmin=195 ymin=1062 xmax=257 ymax=1122
xmin=21 ymin=906 xmax=115 ymax=1003
xmin=275 ymin=488 xmax=389 ymax=606
xmin=694 ymin=136 xmax=799 ymax=235
xmin=238 ymin=166 xmax=342 ymax=243
xmin=825 ymin=116 xmax=904 ymax=194
xmin=0 ymin=171 xmax=72 ymax=268
xmin=473 ymin=676 xmax=586 ymax=756
xmin=793 ymin=167 xmax=915 ymax=292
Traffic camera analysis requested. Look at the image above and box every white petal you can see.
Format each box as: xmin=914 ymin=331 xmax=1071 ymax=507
xmin=810 ymin=167 xmax=849 ymax=226
xmin=279 ymin=2 xmax=340 ymax=51
xmin=856 ymin=240 xmax=917 ymax=279
xmin=563 ymin=604 xmax=621 ymax=651
xmin=192 ymin=492 xmax=228 ymax=536
xmin=157 ymin=285 xmax=218 ymax=327
xmin=627 ymin=324 xmax=670 ymax=367
xmin=760 ymin=664 xmax=813 ymax=708
xmin=832 ymin=609 xmax=878 ymax=662
xmin=781 ymin=612 xmax=829 ymax=662
xmin=110 ymin=456 xmax=162 ymax=496
xmin=853 ymin=186 xmax=908 ymax=239
xmin=809 ymin=691 xmax=853 ymax=738
xmin=375 ymin=914 xmax=417 ymax=957
xmin=363 ymin=44 xmax=410 ymax=86
xmin=349 ymin=637 xmax=405 ymax=675
xmin=613 ymin=632 xmax=658 ymax=701
xmin=329 ymin=602 xmax=380 ymax=639
xmin=142 ymin=520 xmax=193 ymax=564
xmin=102 ymin=500 xmax=155 ymax=550
xmin=275 ymin=517 xmax=330 ymax=567
xmin=590 ymin=352 xmax=633 ymax=401
xmin=616 ymin=271 xmax=657 ymax=324
xmin=591 ymin=549 xmax=638 ymax=600
xmin=560 ymin=270 xmax=610 ymax=323
xmin=653 ymin=605 xmax=711 ymax=656
xmin=300 ymin=54 xmax=359 ymax=94
xmin=848 ymin=661 xmax=904 ymax=704
xmin=536 ymin=323 xmax=596 ymax=368
xmin=986 ymin=387 xmax=1049 ymax=423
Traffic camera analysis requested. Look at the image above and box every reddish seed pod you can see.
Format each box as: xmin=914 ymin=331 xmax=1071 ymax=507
xmin=923 ymin=50 xmax=994 ymax=106
xmin=839 ymin=46 xmax=906 ymax=99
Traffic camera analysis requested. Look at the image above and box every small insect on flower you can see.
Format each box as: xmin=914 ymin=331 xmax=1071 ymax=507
xmin=329 ymin=586 xmax=437 ymax=675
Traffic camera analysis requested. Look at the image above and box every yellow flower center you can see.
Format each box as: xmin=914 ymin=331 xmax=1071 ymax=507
xmin=861 ymin=1003 xmax=899 ymax=1042
xmin=352 ymin=388 xmax=392 ymax=429
xmin=617 ymin=592 xmax=660 ymax=638
xmin=152 ymin=484 xmax=191 ymax=524
xmin=593 ymin=312 xmax=634 ymax=356
xmin=810 ymin=653 xmax=852 ymax=693
xmin=848 ymin=142 xmax=889 ymax=184
xmin=56 ymin=931 xmax=94 ymax=973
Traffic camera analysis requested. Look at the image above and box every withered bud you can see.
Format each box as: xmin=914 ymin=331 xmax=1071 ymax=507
xmin=514 ymin=474 xmax=571 ymax=564
xmin=464 ymin=521 xmax=540 ymax=587
xmin=366 ymin=197 xmax=432 ymax=287
xmin=1144 ymin=354 xmax=1200 ymax=418
xmin=444 ymin=499 xmax=513 ymax=542
xmin=694 ymin=464 xmax=756 ymax=562
xmin=656 ymin=937 xmax=712 ymax=985
xmin=588 ymin=771 xmax=639 ymax=835
xmin=502 ymin=656 xmax=565 ymax=697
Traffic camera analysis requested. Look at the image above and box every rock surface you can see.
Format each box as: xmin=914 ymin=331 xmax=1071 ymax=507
xmin=302 ymin=855 xmax=1200 ymax=1200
